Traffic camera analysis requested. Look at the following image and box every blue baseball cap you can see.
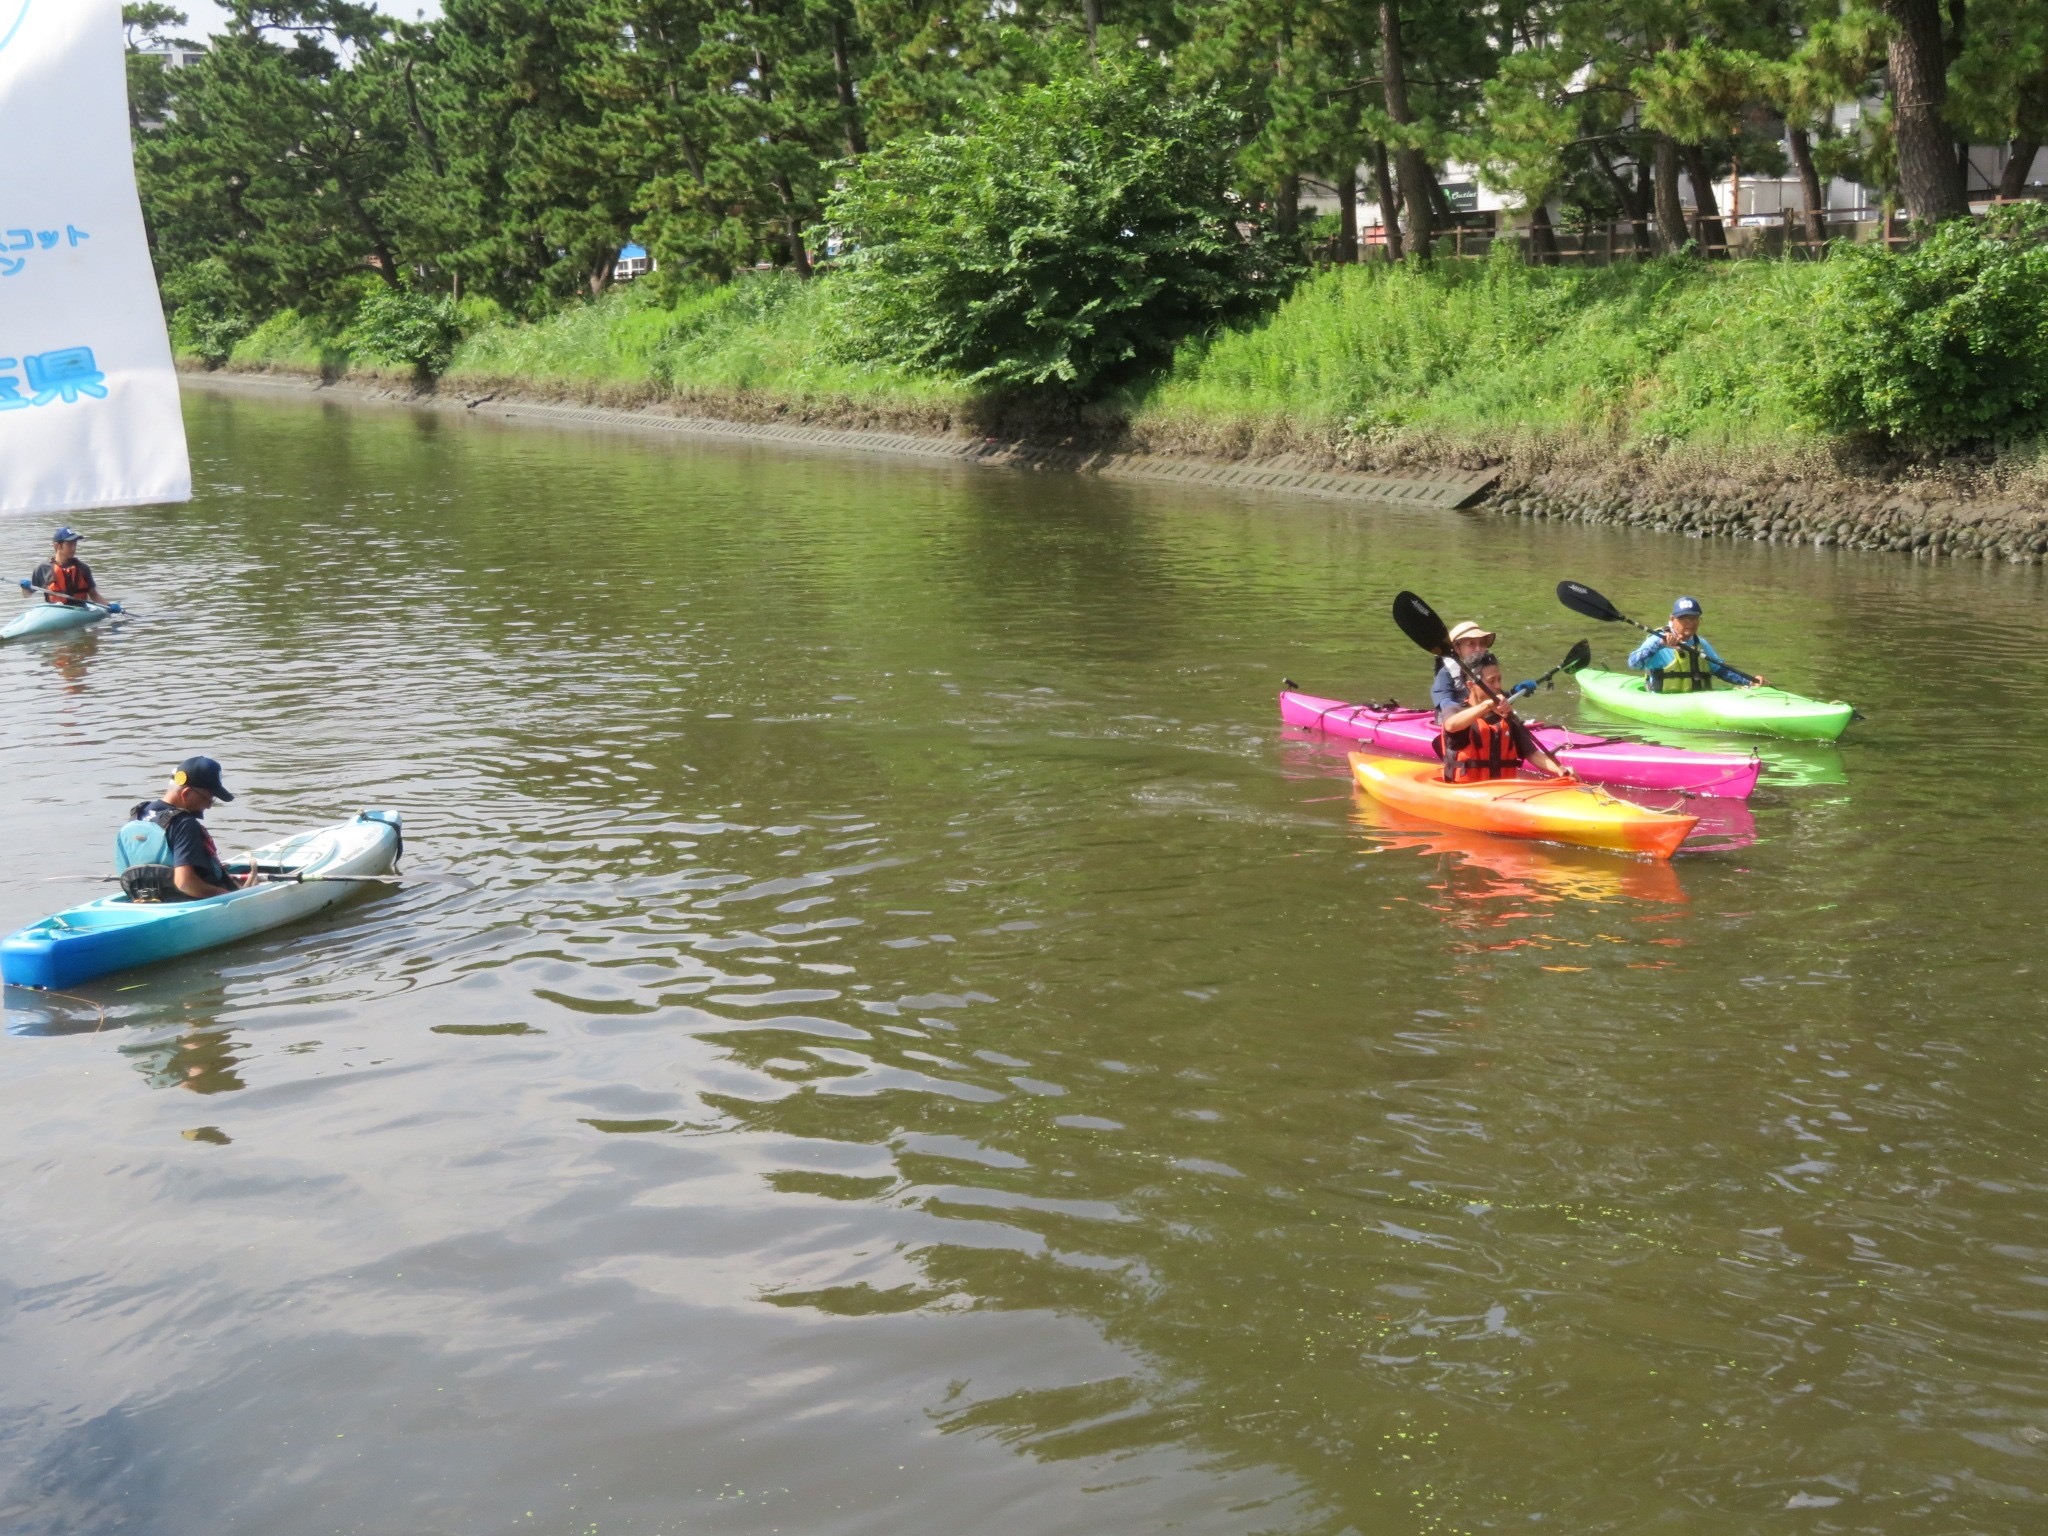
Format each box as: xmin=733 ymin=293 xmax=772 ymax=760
xmin=173 ymin=756 xmax=236 ymax=802
xmin=1671 ymin=596 xmax=1703 ymax=619
xmin=51 ymin=527 xmax=83 ymax=544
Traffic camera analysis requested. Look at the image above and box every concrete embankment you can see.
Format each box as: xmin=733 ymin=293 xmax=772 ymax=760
xmin=1482 ymin=469 xmax=2048 ymax=565
xmin=181 ymin=366 xmax=2047 ymax=566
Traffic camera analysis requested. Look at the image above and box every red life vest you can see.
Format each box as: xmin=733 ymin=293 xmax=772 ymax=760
xmin=45 ymin=561 xmax=91 ymax=604
xmin=1442 ymin=715 xmax=1524 ymax=783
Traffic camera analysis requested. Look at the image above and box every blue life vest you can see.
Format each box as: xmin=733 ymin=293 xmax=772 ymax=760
xmin=115 ymin=802 xmax=187 ymax=872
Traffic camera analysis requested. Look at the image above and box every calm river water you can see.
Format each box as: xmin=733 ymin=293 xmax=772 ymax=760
xmin=3 ymin=389 xmax=2046 ymax=1535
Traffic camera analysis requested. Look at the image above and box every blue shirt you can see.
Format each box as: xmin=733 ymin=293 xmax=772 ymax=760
xmin=1430 ymin=661 xmax=1466 ymax=723
xmin=1627 ymin=632 xmax=1748 ymax=685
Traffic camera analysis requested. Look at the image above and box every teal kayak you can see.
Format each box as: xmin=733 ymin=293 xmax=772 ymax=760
xmin=2 ymin=811 xmax=402 ymax=991
xmin=1574 ymin=668 xmax=1855 ymax=741
xmin=2 ymin=602 xmax=106 ymax=642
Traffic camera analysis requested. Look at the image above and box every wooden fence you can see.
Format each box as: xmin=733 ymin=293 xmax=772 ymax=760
xmin=1320 ymin=195 xmax=2046 ymax=266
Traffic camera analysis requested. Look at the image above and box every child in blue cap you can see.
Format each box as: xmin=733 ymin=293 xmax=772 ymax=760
xmin=1626 ymin=597 xmax=1767 ymax=692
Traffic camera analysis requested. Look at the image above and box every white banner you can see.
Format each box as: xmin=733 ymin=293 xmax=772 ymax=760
xmin=0 ymin=0 xmax=191 ymax=516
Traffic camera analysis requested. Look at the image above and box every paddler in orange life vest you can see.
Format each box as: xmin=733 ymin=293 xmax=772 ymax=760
xmin=21 ymin=527 xmax=119 ymax=611
xmin=1436 ymin=650 xmax=1575 ymax=785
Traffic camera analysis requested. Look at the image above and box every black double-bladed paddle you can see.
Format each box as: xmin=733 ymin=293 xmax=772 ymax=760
xmin=1557 ymin=580 xmax=1665 ymax=637
xmin=1391 ymin=590 xmax=1587 ymax=703
xmin=53 ymin=868 xmax=467 ymax=889
xmin=1556 ymin=580 xmax=1761 ymax=687
xmin=1510 ymin=637 xmax=1593 ymax=698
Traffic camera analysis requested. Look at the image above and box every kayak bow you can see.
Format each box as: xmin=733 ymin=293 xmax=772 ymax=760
xmin=1574 ymin=668 xmax=1855 ymax=741
xmin=2 ymin=603 xmax=107 ymax=642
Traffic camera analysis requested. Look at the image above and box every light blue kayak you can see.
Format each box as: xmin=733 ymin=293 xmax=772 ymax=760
xmin=2 ymin=811 xmax=402 ymax=991
xmin=2 ymin=602 xmax=107 ymax=642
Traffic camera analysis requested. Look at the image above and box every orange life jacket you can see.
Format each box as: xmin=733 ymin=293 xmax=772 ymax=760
xmin=1442 ymin=714 xmax=1524 ymax=784
xmin=45 ymin=560 xmax=91 ymax=604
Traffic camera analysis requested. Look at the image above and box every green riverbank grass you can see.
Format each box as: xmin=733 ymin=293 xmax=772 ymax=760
xmin=1133 ymin=254 xmax=1826 ymax=451
xmin=203 ymin=258 xmax=1856 ymax=457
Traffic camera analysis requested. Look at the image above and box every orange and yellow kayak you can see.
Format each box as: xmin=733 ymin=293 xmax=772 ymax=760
xmin=1348 ymin=753 xmax=1698 ymax=860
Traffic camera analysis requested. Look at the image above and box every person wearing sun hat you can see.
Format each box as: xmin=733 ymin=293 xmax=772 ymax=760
xmin=1627 ymin=596 xmax=1766 ymax=693
xmin=113 ymin=758 xmax=253 ymax=902
xmin=1429 ymin=619 xmax=1498 ymax=722
xmin=22 ymin=526 xmax=118 ymax=611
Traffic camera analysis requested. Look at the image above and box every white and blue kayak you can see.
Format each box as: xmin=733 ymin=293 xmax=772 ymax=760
xmin=2 ymin=811 xmax=402 ymax=991
xmin=2 ymin=602 xmax=108 ymax=642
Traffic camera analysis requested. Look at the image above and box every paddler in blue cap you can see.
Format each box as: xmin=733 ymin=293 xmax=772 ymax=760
xmin=114 ymin=757 xmax=254 ymax=901
xmin=22 ymin=527 xmax=119 ymax=610
xmin=1627 ymin=597 xmax=1767 ymax=693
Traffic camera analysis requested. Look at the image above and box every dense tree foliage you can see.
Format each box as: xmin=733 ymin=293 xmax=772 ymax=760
xmin=827 ymin=55 xmax=1293 ymax=392
xmin=1799 ymin=204 xmax=2048 ymax=444
xmin=127 ymin=1 xmax=2048 ymax=405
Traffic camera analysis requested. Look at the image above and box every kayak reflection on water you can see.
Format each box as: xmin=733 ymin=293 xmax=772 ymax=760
xmin=1352 ymin=793 xmax=1688 ymax=911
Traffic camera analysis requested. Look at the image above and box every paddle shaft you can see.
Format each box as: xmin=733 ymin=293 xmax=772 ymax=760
xmin=66 ymin=873 xmax=405 ymax=887
xmin=248 ymin=863 xmax=405 ymax=885
xmin=1510 ymin=641 xmax=1593 ymax=699
xmin=21 ymin=582 xmax=109 ymax=613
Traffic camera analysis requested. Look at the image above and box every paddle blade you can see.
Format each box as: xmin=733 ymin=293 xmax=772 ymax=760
xmin=1556 ymin=580 xmax=1624 ymax=623
xmin=1391 ymin=590 xmax=1451 ymax=654
xmin=1562 ymin=638 xmax=1593 ymax=673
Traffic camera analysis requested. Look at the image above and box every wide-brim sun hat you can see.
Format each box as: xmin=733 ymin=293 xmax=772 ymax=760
xmin=1446 ymin=621 xmax=1496 ymax=646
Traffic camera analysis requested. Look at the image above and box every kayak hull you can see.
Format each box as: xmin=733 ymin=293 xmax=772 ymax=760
xmin=2 ymin=604 xmax=106 ymax=642
xmin=1574 ymin=668 xmax=1854 ymax=741
xmin=1 ymin=811 xmax=402 ymax=991
xmin=1282 ymin=690 xmax=1760 ymax=798
xmin=1349 ymin=753 xmax=1698 ymax=860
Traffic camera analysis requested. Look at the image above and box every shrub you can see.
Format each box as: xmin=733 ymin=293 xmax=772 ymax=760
xmin=1796 ymin=211 xmax=2048 ymax=446
xmin=163 ymin=257 xmax=255 ymax=367
xmin=348 ymin=286 xmax=465 ymax=380
xmin=824 ymin=52 xmax=1297 ymax=397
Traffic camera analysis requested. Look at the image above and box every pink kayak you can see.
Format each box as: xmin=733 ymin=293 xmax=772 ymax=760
xmin=1280 ymin=689 xmax=1761 ymax=799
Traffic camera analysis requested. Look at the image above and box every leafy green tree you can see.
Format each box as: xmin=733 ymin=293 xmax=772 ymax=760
xmin=420 ymin=0 xmax=645 ymax=304
xmin=1797 ymin=206 xmax=2048 ymax=444
xmin=825 ymin=53 xmax=1296 ymax=394
xmin=137 ymin=3 xmax=427 ymax=320
xmin=349 ymin=286 xmax=465 ymax=380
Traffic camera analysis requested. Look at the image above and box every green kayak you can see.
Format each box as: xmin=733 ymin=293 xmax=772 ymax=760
xmin=1574 ymin=668 xmax=1855 ymax=741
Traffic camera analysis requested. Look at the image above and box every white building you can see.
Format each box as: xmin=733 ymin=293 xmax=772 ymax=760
xmin=138 ymin=42 xmax=208 ymax=70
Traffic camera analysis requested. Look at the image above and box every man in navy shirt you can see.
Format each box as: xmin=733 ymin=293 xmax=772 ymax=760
xmin=127 ymin=757 xmax=250 ymax=900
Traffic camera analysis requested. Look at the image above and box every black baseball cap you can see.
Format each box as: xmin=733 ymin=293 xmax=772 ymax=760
xmin=173 ymin=756 xmax=235 ymax=802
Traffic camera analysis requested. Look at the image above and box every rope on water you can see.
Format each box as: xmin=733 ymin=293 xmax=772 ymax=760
xmin=25 ymin=987 xmax=111 ymax=1034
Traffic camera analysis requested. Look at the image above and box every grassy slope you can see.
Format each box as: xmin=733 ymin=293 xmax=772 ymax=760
xmin=211 ymin=257 xmax=1836 ymax=452
xmin=223 ymin=275 xmax=969 ymax=416
xmin=1136 ymin=254 xmax=1823 ymax=451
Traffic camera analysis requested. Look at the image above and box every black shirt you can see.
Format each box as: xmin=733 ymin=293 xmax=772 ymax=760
xmin=137 ymin=800 xmax=232 ymax=889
